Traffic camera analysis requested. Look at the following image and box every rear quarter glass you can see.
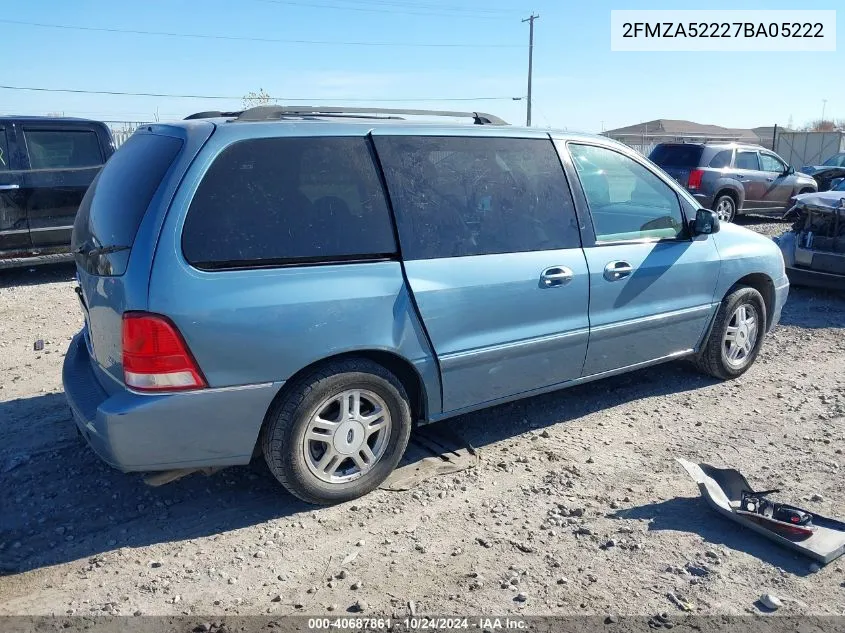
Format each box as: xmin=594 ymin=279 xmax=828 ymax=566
xmin=181 ymin=136 xmax=396 ymax=269
xmin=72 ymin=132 xmax=184 ymax=276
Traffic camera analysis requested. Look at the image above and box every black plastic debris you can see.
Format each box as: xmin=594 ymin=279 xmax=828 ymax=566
xmin=678 ymin=458 xmax=845 ymax=564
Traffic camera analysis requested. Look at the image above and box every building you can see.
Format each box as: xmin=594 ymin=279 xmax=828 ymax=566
xmin=603 ymin=119 xmax=788 ymax=155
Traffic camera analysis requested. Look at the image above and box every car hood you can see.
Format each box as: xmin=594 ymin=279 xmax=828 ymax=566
xmin=792 ymin=190 xmax=845 ymax=212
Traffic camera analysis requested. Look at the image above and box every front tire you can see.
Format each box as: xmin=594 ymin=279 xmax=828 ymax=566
xmin=712 ymin=194 xmax=737 ymax=223
xmin=262 ymin=359 xmax=412 ymax=505
xmin=694 ymin=286 xmax=766 ymax=380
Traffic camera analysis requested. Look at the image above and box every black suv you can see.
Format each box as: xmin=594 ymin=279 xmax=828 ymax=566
xmin=0 ymin=117 xmax=114 ymax=269
xmin=649 ymin=142 xmax=817 ymax=222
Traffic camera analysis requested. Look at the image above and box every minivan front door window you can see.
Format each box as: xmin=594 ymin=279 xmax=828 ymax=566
xmin=569 ymin=143 xmax=686 ymax=243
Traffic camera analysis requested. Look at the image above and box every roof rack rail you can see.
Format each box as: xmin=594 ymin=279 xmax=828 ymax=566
xmin=184 ymin=110 xmax=242 ymax=120
xmin=226 ymin=105 xmax=508 ymax=126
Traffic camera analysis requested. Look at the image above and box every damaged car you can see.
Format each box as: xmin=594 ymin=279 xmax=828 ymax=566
xmin=809 ymin=166 xmax=845 ymax=193
xmin=776 ymin=181 xmax=845 ymax=290
xmin=802 ymin=153 xmax=845 ymax=192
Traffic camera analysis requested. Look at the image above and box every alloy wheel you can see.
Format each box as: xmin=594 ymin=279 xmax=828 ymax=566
xmin=715 ymin=197 xmax=735 ymax=222
xmin=303 ymin=389 xmax=392 ymax=484
xmin=723 ymin=303 xmax=759 ymax=368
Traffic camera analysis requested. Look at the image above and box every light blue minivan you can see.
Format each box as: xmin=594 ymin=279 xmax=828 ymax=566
xmin=63 ymin=107 xmax=789 ymax=504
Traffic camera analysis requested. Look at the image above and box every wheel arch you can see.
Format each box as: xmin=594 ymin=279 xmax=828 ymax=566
xmin=252 ymin=349 xmax=431 ymax=460
xmin=713 ymin=186 xmax=742 ymax=212
xmin=731 ymin=273 xmax=776 ymax=331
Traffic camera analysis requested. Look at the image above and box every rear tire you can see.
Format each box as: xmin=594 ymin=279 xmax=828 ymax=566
xmin=694 ymin=286 xmax=766 ymax=380
xmin=262 ymin=359 xmax=412 ymax=505
xmin=712 ymin=194 xmax=737 ymax=223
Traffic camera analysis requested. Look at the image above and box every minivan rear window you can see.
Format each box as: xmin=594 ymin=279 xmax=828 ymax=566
xmin=72 ymin=132 xmax=183 ymax=275
xmin=182 ymin=137 xmax=396 ymax=269
xmin=648 ymin=145 xmax=703 ymax=168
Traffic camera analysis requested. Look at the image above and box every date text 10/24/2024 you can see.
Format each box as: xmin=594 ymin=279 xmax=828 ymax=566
xmin=307 ymin=617 xmax=528 ymax=630
xmin=610 ymin=9 xmax=836 ymax=52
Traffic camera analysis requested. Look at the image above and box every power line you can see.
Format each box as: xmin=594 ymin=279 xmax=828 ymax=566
xmin=0 ymin=19 xmax=522 ymax=48
xmin=247 ymin=0 xmax=513 ymax=18
xmin=0 ymin=85 xmax=518 ymax=103
xmin=260 ymin=0 xmax=513 ymax=16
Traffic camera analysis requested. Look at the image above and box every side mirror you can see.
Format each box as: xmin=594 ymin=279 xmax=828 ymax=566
xmin=785 ymin=165 xmax=795 ymax=175
xmin=691 ymin=208 xmax=720 ymax=236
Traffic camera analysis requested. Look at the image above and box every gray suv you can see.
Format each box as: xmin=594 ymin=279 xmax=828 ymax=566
xmin=649 ymin=143 xmax=817 ymax=222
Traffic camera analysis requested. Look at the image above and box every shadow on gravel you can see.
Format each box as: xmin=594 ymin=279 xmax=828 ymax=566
xmin=0 ymin=262 xmax=76 ymax=288
xmin=734 ymin=214 xmax=788 ymax=228
xmin=0 ymin=249 xmax=725 ymax=577
xmin=0 ymin=393 xmax=311 ymax=576
xmin=446 ymin=360 xmax=720 ymax=451
xmin=0 ymin=360 xmax=720 ymax=576
xmin=612 ymin=497 xmax=812 ymax=576
xmin=778 ymin=287 xmax=845 ymax=329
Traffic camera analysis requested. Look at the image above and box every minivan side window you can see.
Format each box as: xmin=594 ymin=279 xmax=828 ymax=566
xmin=182 ymin=137 xmax=396 ymax=268
xmin=374 ymin=136 xmax=580 ymax=260
xmin=759 ymin=152 xmax=786 ymax=173
xmin=24 ymin=129 xmax=103 ymax=169
xmin=569 ymin=143 xmax=686 ymax=243
xmin=735 ymin=150 xmax=760 ymax=171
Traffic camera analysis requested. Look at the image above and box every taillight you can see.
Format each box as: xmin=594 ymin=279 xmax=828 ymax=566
xmin=122 ymin=313 xmax=207 ymax=392
xmin=688 ymin=169 xmax=704 ymax=190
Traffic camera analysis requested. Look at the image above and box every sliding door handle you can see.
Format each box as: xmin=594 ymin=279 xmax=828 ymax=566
xmin=540 ymin=266 xmax=574 ymax=287
xmin=604 ymin=261 xmax=633 ymax=281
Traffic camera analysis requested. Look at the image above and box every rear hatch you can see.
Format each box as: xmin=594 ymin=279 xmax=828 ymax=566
xmin=71 ymin=122 xmax=214 ymax=387
xmin=648 ymin=144 xmax=704 ymax=188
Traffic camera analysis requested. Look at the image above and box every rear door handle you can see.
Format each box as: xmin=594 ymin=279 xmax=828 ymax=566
xmin=604 ymin=261 xmax=633 ymax=281
xmin=766 ymin=177 xmax=774 ymax=182
xmin=540 ymin=266 xmax=574 ymax=287
xmin=0 ymin=184 xmax=20 ymax=190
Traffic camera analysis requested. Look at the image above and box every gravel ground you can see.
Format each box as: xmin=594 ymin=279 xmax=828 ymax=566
xmin=1 ymin=215 xmax=844 ymax=619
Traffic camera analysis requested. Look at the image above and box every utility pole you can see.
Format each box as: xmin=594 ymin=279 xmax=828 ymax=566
xmin=821 ymin=99 xmax=828 ymax=123
xmin=522 ymin=13 xmax=539 ymax=127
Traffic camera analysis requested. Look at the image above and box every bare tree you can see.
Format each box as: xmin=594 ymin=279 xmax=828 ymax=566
xmin=243 ymin=88 xmax=275 ymax=109
xmin=801 ymin=119 xmax=843 ymax=132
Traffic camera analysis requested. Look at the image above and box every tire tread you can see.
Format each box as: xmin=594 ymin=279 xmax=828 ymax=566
xmin=261 ymin=358 xmax=410 ymax=505
xmin=694 ymin=285 xmax=766 ymax=381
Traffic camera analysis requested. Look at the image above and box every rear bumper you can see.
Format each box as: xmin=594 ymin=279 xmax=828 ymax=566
xmin=62 ymin=332 xmax=281 ymax=471
xmin=785 ymin=266 xmax=845 ymax=291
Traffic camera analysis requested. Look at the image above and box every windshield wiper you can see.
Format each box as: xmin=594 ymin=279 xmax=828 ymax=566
xmin=74 ymin=243 xmax=131 ymax=257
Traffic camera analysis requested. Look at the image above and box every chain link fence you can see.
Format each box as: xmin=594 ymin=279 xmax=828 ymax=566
xmin=103 ymin=121 xmax=151 ymax=148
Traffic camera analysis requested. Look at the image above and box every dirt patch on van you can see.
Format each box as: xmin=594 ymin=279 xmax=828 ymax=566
xmin=1 ymin=233 xmax=844 ymax=618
